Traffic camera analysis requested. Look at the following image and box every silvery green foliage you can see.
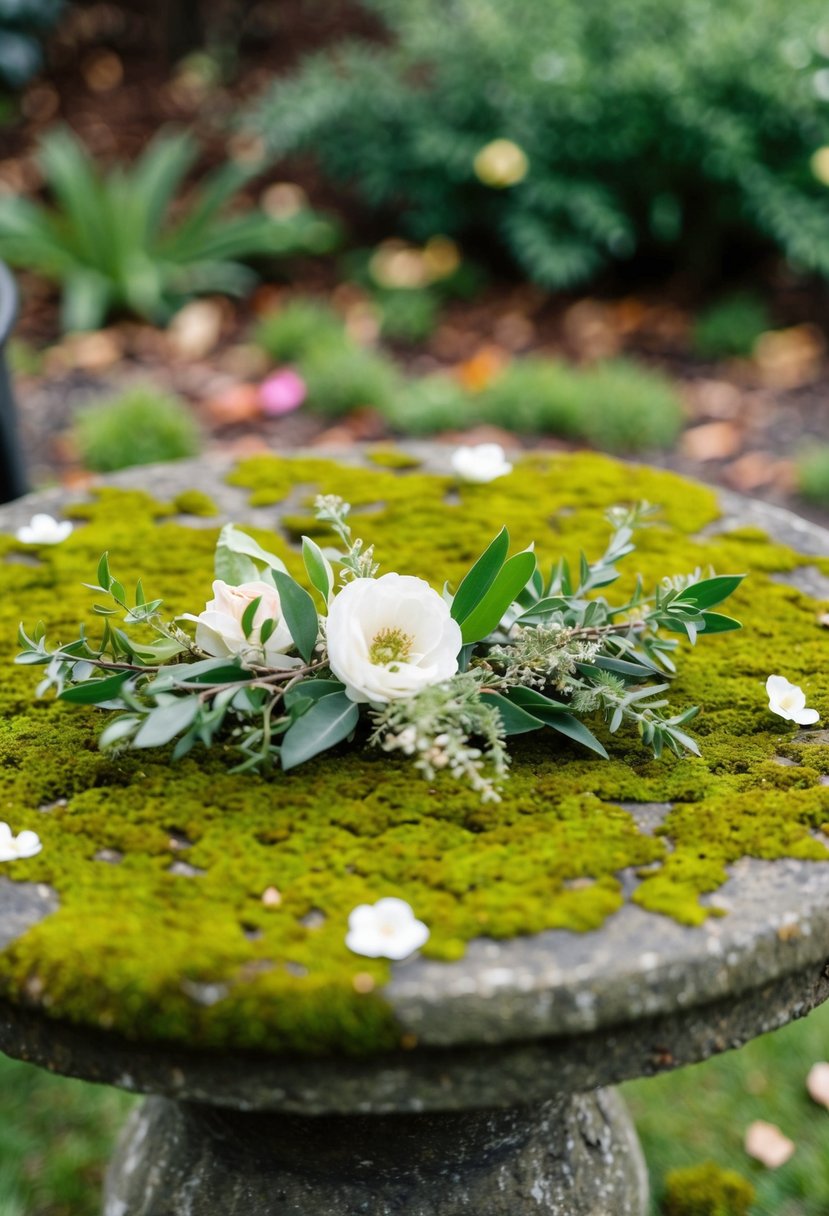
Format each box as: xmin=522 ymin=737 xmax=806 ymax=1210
xmin=16 ymin=499 xmax=743 ymax=799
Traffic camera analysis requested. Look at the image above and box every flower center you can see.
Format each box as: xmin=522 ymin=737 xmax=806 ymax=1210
xmin=369 ymin=627 xmax=413 ymax=668
xmin=779 ymin=693 xmax=796 ymax=710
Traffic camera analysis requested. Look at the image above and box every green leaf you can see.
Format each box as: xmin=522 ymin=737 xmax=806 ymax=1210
xmin=674 ymin=575 xmax=745 ymax=611
xmin=460 ymin=550 xmax=537 ymax=644
xmin=698 ymin=611 xmax=742 ymax=634
xmin=132 ymin=698 xmax=200 ymax=749
xmin=515 ymin=596 xmax=571 ymax=625
xmin=97 ymin=553 xmax=111 ymax=591
xmin=99 ymin=715 xmax=141 ymax=749
xmin=545 ymin=714 xmax=609 ymax=758
xmin=283 ymin=679 xmax=345 ymax=709
xmin=241 ymin=594 xmax=263 ymax=640
xmin=280 ymin=691 xmax=359 ymax=770
xmin=59 ymin=671 xmax=133 ymax=704
xmin=485 ymin=692 xmax=544 ymax=736
xmin=272 ymin=570 xmax=319 ymax=664
xmin=451 ymin=528 xmax=509 ymax=624
xmin=506 ymin=686 xmax=570 ymax=715
xmin=302 ymin=535 xmax=333 ymax=607
xmin=214 ymin=524 xmax=288 ymax=586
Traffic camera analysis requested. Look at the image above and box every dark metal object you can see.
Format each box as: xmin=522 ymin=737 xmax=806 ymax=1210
xmin=0 ymin=261 xmax=28 ymax=504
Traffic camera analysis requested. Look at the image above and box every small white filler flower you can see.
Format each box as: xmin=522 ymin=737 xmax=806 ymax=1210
xmin=326 ymin=572 xmax=462 ymax=703
xmin=346 ymin=897 xmax=430 ymax=960
xmin=451 ymin=443 xmax=513 ymax=483
xmin=15 ymin=514 xmax=73 ymax=545
xmin=766 ymin=675 xmax=819 ymax=725
xmin=0 ymin=822 xmax=42 ymax=862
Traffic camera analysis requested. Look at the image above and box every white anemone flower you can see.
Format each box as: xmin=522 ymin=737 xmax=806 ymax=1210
xmin=16 ymin=514 xmax=73 ymax=545
xmin=180 ymin=579 xmax=302 ymax=669
xmin=766 ymin=675 xmax=819 ymax=725
xmin=346 ymin=898 xmax=430 ymax=960
xmin=450 ymin=443 xmax=513 ymax=483
xmin=326 ymin=572 xmax=462 ymax=704
xmin=0 ymin=822 xmax=42 ymax=862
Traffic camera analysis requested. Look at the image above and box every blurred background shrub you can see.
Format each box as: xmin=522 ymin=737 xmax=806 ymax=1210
xmin=74 ymin=383 xmax=201 ymax=471
xmin=0 ymin=0 xmax=63 ymax=89
xmin=247 ymin=0 xmax=829 ymax=290
xmin=480 ymin=358 xmax=684 ymax=451
xmin=692 ymin=294 xmax=773 ymax=361
xmin=0 ymin=126 xmax=339 ymax=331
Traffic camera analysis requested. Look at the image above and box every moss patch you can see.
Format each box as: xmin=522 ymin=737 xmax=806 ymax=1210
xmin=1 ymin=452 xmax=829 ymax=1055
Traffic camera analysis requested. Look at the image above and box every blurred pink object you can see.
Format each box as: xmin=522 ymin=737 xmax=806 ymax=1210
xmin=259 ymin=368 xmax=307 ymax=417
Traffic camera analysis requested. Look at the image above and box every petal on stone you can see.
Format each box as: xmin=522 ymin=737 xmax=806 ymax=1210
xmin=744 ymin=1120 xmax=795 ymax=1168
xmin=794 ymin=707 xmax=820 ymax=725
xmin=807 ymin=1062 xmax=829 ymax=1107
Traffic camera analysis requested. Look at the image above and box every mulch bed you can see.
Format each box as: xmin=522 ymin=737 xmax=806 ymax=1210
xmin=3 ymin=1 xmax=829 ymax=531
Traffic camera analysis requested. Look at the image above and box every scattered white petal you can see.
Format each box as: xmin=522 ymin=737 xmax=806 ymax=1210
xmin=15 ymin=514 xmax=73 ymax=545
xmin=346 ymin=897 xmax=429 ymax=961
xmin=0 ymin=822 xmax=42 ymax=862
xmin=744 ymin=1120 xmax=795 ymax=1168
xmin=806 ymin=1061 xmax=829 ymax=1107
xmin=766 ymin=674 xmax=819 ymax=726
xmin=451 ymin=443 xmax=513 ymax=484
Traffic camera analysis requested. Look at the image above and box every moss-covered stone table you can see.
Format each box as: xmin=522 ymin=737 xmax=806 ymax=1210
xmin=2 ymin=448 xmax=829 ymax=1215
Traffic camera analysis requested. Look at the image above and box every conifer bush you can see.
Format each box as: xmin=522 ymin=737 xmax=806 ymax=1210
xmin=247 ymin=0 xmax=829 ymax=289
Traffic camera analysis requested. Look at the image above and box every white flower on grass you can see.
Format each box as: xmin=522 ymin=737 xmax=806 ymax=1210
xmin=180 ymin=579 xmax=301 ymax=669
xmin=0 ymin=822 xmax=42 ymax=862
xmin=15 ymin=514 xmax=73 ymax=545
xmin=326 ymin=573 xmax=462 ymax=704
xmin=766 ymin=675 xmax=819 ymax=725
xmin=451 ymin=443 xmax=513 ymax=484
xmin=346 ymin=897 xmax=430 ymax=960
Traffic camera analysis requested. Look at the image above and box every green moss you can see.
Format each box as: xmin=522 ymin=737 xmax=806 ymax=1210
xmin=1 ymin=452 xmax=829 ymax=1056
xmin=365 ymin=446 xmax=424 ymax=470
xmin=172 ymin=489 xmax=218 ymax=517
xmin=662 ymin=1160 xmax=755 ymax=1216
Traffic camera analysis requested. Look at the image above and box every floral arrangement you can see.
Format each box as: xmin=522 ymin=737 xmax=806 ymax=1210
xmin=16 ymin=495 xmax=746 ymax=802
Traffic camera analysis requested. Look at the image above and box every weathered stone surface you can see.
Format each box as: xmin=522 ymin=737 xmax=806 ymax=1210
xmin=2 ymin=454 xmax=829 ymax=1115
xmin=0 ymin=877 xmax=58 ymax=949
xmin=103 ymin=1088 xmax=647 ymax=1216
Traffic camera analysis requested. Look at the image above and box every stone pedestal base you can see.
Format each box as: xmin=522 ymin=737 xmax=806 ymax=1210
xmin=104 ymin=1088 xmax=647 ymax=1215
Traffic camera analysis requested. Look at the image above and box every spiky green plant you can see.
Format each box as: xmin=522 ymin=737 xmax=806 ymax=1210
xmin=0 ymin=127 xmax=338 ymax=331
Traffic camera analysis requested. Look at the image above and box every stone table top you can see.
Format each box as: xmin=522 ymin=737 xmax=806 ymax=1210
xmin=1 ymin=446 xmax=829 ymax=1113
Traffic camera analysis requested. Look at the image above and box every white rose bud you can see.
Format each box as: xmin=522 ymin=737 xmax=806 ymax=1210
xmin=326 ymin=572 xmax=462 ymax=704
xmin=181 ymin=579 xmax=300 ymax=668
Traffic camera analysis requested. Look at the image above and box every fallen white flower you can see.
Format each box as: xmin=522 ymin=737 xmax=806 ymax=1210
xmin=766 ymin=674 xmax=819 ymax=725
xmin=744 ymin=1119 xmax=795 ymax=1169
xmin=451 ymin=443 xmax=513 ymax=483
xmin=15 ymin=514 xmax=73 ymax=545
xmin=806 ymin=1061 xmax=829 ymax=1107
xmin=346 ymin=897 xmax=430 ymax=960
xmin=0 ymin=822 xmax=42 ymax=862
xmin=326 ymin=572 xmax=462 ymax=704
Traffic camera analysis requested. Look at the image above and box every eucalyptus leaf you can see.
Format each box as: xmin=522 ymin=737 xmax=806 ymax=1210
xmin=132 ymin=697 xmax=200 ymax=749
xmin=272 ymin=570 xmax=319 ymax=663
xmin=59 ymin=671 xmax=133 ymax=704
xmin=214 ymin=524 xmax=288 ymax=586
xmin=485 ymin=692 xmax=544 ymax=736
xmin=280 ymin=691 xmax=359 ymax=770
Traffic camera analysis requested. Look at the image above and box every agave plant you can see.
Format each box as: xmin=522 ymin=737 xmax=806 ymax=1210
xmin=0 ymin=127 xmax=338 ymax=331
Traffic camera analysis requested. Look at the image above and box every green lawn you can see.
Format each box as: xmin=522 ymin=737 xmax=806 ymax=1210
xmin=2 ymin=1003 xmax=829 ymax=1215
xmin=0 ymin=1055 xmax=134 ymax=1216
